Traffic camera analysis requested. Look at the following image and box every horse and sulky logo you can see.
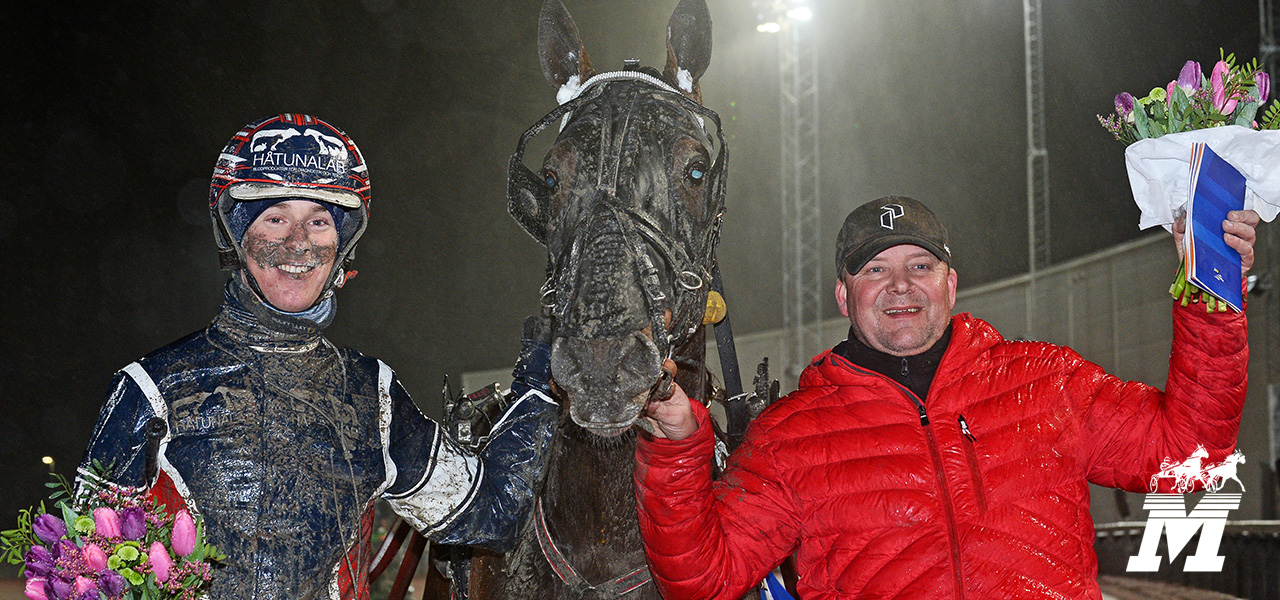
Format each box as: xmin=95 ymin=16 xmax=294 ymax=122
xmin=1126 ymin=445 xmax=1246 ymax=573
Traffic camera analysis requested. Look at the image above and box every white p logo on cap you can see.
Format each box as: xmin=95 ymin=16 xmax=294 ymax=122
xmin=880 ymin=204 xmax=904 ymax=230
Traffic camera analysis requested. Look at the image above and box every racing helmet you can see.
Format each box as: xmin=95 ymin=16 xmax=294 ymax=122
xmin=209 ymin=114 xmax=370 ymax=305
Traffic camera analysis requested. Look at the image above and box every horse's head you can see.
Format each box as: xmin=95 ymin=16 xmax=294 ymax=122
xmin=508 ymin=0 xmax=726 ymax=437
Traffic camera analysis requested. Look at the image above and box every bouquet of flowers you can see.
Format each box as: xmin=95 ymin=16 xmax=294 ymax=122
xmin=1099 ymin=51 xmax=1274 ymax=143
xmin=1099 ymin=51 xmax=1280 ymax=311
xmin=1 ymin=468 xmax=223 ymax=600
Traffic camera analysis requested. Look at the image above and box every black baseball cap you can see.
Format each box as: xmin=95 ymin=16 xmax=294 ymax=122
xmin=835 ymin=196 xmax=951 ymax=277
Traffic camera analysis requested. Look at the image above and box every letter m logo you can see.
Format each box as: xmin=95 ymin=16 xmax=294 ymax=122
xmin=1127 ymin=493 xmax=1241 ymax=572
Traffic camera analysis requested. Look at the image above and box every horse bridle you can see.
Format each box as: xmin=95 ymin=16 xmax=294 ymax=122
xmin=507 ymin=71 xmax=729 ymax=361
xmin=506 ymin=71 xmax=730 ymax=597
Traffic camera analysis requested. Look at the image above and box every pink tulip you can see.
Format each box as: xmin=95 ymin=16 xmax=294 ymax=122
xmin=1211 ymin=60 xmax=1238 ymax=114
xmin=149 ymin=541 xmax=172 ymax=583
xmin=72 ymin=577 xmax=96 ymax=598
xmin=81 ymin=544 xmax=108 ymax=572
xmin=24 ymin=577 xmax=48 ymax=600
xmin=171 ymin=509 xmax=196 ymax=557
xmin=1257 ymin=71 xmax=1271 ymax=104
xmin=1166 ymin=80 xmax=1176 ymax=106
xmin=93 ymin=508 xmax=120 ymax=539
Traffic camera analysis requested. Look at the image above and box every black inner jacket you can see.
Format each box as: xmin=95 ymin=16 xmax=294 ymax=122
xmin=832 ymin=323 xmax=953 ymax=402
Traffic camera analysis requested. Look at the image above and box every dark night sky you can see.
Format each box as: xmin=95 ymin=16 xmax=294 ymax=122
xmin=0 ymin=0 xmax=1259 ymax=535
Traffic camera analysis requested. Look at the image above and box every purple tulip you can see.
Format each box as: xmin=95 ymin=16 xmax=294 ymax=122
xmin=171 ymin=509 xmax=196 ymax=557
xmin=149 ymin=541 xmax=172 ymax=583
xmin=72 ymin=591 xmax=97 ymax=600
xmin=52 ymin=540 xmax=80 ymax=563
xmin=32 ymin=514 xmax=66 ymax=546
xmin=1257 ymin=71 xmax=1270 ymax=104
xmin=120 ymin=507 xmax=146 ymax=541
xmin=81 ymin=544 xmax=108 ymax=572
xmin=96 ymin=570 xmax=126 ymax=597
xmin=43 ymin=577 xmax=73 ymax=600
xmin=1212 ymin=60 xmax=1238 ymax=114
xmin=24 ymin=576 xmax=48 ymax=600
xmin=24 ymin=546 xmax=54 ymax=577
xmin=93 ymin=508 xmax=121 ymax=539
xmin=1115 ymin=92 xmax=1135 ymax=115
xmin=1177 ymin=60 xmax=1202 ymax=95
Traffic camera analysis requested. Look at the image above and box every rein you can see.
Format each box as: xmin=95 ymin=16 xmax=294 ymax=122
xmin=534 ymin=498 xmax=652 ymax=598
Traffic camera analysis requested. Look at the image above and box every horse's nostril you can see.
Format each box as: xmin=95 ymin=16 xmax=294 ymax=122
xmin=619 ymin=333 xmax=660 ymax=379
xmin=550 ymin=333 xmax=663 ymax=425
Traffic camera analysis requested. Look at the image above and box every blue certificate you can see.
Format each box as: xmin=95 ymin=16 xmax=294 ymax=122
xmin=1185 ymin=143 xmax=1246 ymax=312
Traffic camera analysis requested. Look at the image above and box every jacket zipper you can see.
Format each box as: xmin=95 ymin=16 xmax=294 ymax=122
xmin=829 ymin=356 xmax=967 ymax=599
xmin=958 ymin=415 xmax=987 ymax=513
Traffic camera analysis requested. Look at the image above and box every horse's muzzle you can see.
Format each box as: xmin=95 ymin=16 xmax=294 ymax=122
xmin=550 ymin=331 xmax=663 ymax=435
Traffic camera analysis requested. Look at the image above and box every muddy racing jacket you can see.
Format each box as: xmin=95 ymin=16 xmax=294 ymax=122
xmin=76 ymin=282 xmax=557 ymax=600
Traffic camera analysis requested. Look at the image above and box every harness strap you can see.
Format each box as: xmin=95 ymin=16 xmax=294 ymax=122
xmin=534 ymin=498 xmax=652 ymax=598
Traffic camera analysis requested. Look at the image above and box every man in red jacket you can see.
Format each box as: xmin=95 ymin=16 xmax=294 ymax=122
xmin=635 ymin=195 xmax=1258 ymax=600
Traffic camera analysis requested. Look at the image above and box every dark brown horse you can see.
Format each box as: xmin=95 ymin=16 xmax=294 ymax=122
xmin=467 ymin=0 xmax=729 ymax=597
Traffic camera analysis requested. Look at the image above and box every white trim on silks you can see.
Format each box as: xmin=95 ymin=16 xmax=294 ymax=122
xmin=487 ymin=389 xmax=556 ymax=437
xmin=328 ymin=567 xmax=341 ymax=600
xmin=385 ymin=429 xmax=483 ymax=536
xmin=120 ymin=362 xmax=198 ymax=515
xmin=385 ymin=426 xmax=439 ymax=501
xmin=373 ymin=360 xmax=397 ymax=498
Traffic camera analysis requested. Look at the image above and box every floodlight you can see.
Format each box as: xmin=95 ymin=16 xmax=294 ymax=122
xmin=786 ymin=7 xmax=813 ymax=21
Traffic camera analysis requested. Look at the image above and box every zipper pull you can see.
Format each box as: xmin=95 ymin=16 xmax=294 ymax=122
xmin=959 ymin=414 xmax=976 ymax=442
xmin=900 ymin=357 xmax=909 ymax=378
xmin=918 ymin=405 xmax=929 ymax=426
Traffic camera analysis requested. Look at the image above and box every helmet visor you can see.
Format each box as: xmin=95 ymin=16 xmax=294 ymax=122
xmin=227 ymin=182 xmax=363 ymax=209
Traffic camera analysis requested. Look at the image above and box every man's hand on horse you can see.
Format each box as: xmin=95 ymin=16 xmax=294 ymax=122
xmin=642 ymin=382 xmax=699 ymax=441
xmin=1173 ymin=209 xmax=1261 ymax=276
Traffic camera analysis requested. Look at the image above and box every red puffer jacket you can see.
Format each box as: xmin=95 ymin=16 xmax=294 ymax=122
xmin=635 ymin=305 xmax=1247 ymax=600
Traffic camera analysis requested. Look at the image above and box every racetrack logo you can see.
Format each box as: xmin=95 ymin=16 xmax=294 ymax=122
xmin=1126 ymin=446 xmax=1246 ymax=573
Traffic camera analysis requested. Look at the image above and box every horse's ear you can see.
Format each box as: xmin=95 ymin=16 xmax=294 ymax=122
xmin=538 ymin=0 xmax=597 ymax=89
xmin=663 ymin=0 xmax=713 ymax=102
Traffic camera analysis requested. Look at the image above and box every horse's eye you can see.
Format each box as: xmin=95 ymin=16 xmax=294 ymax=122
xmin=685 ymin=162 xmax=707 ymax=185
xmin=543 ymin=169 xmax=559 ymax=189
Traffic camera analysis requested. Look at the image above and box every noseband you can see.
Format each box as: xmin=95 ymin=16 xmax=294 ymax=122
xmin=507 ymin=71 xmax=729 ymax=360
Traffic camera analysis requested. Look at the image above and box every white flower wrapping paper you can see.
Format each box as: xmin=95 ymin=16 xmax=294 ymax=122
xmin=1124 ymin=125 xmax=1280 ymax=231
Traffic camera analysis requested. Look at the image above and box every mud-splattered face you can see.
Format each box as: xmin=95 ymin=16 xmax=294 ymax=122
xmin=242 ymin=200 xmax=338 ymax=312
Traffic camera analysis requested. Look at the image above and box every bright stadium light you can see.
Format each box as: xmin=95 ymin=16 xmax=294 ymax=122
xmin=786 ymin=6 xmax=813 ymax=21
xmin=757 ymin=21 xmax=782 ymax=33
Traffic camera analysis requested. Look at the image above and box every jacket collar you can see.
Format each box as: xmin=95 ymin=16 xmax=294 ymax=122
xmin=803 ymin=313 xmax=1002 ymax=390
xmin=210 ymin=276 xmax=330 ymax=353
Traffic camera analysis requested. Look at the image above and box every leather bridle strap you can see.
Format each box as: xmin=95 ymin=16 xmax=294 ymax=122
xmin=534 ymin=498 xmax=652 ymax=597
